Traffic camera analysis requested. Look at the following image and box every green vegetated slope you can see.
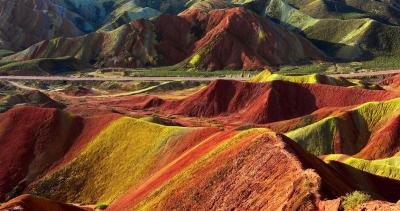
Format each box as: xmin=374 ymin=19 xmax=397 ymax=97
xmin=63 ymin=0 xmax=231 ymax=31
xmin=0 ymin=50 xmax=14 ymax=59
xmin=99 ymin=2 xmax=161 ymax=31
xmin=281 ymin=0 xmax=400 ymax=24
xmin=2 ymin=22 xmax=159 ymax=68
xmin=285 ymin=98 xmax=400 ymax=156
xmin=259 ymin=0 xmax=400 ymax=62
xmin=324 ymin=154 xmax=400 ymax=180
xmin=62 ymin=0 xmax=188 ymax=30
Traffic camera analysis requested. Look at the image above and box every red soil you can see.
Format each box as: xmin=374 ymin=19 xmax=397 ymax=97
xmin=63 ymin=79 xmax=400 ymax=129
xmin=156 ymin=6 xmax=324 ymax=69
xmin=108 ymin=130 xmax=236 ymax=210
xmin=63 ymin=87 xmax=94 ymax=96
xmin=355 ymin=115 xmax=400 ymax=159
xmin=379 ymin=74 xmax=400 ymax=89
xmin=0 ymin=106 xmax=81 ymax=201
xmin=111 ymin=133 xmax=354 ymax=210
xmin=318 ymin=198 xmax=341 ymax=211
xmin=154 ymin=14 xmax=192 ymax=65
xmin=0 ymin=194 xmax=89 ymax=211
xmin=146 ymin=127 xmax=222 ymax=175
xmin=353 ymin=200 xmax=400 ymax=210
xmin=101 ymin=95 xmax=165 ymax=110
xmin=157 ymin=80 xmax=400 ymax=124
xmin=178 ymin=7 xmax=324 ymax=70
xmin=91 ymin=80 xmax=400 ymax=126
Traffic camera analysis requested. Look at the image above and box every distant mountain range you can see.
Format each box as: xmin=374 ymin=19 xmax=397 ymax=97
xmin=1 ymin=0 xmax=399 ymax=73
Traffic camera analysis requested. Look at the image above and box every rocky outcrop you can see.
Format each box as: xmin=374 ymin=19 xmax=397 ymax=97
xmin=0 ymin=90 xmax=65 ymax=112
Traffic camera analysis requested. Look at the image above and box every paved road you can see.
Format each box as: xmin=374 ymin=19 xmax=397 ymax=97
xmin=0 ymin=76 xmax=248 ymax=81
xmin=0 ymin=69 xmax=399 ymax=81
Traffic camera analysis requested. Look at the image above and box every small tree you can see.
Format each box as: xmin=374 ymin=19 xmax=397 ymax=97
xmin=95 ymin=203 xmax=108 ymax=210
xmin=341 ymin=191 xmax=371 ymax=210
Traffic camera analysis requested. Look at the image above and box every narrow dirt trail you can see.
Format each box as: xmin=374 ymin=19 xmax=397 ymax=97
xmin=329 ymin=69 xmax=400 ymax=78
xmin=7 ymin=81 xmax=45 ymax=92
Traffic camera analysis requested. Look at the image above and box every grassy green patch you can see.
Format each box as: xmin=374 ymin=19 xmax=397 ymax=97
xmin=236 ymin=124 xmax=258 ymax=131
xmin=344 ymin=56 xmax=400 ymax=71
xmin=278 ymin=56 xmax=400 ymax=75
xmin=0 ymin=49 xmax=14 ymax=58
xmin=95 ymin=203 xmax=108 ymax=210
xmin=341 ymin=191 xmax=371 ymax=210
xmin=278 ymin=63 xmax=340 ymax=75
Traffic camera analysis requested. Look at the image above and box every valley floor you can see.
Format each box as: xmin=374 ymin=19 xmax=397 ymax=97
xmin=1 ymin=71 xmax=400 ymax=211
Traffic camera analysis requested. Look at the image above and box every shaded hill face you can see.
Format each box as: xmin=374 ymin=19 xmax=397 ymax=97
xmin=0 ymin=0 xmax=85 ymax=51
xmin=0 ymin=57 xmax=90 ymax=76
xmin=0 ymin=0 xmax=189 ymax=53
xmin=0 ymin=106 xmax=119 ymax=201
xmin=2 ymin=7 xmax=323 ymax=70
xmin=0 ymin=107 xmax=79 ymax=201
xmin=323 ymin=154 xmax=400 ymax=202
xmin=0 ymin=0 xmax=189 ymax=52
xmin=3 ymin=20 xmax=160 ymax=68
xmin=256 ymin=0 xmax=400 ymax=60
xmin=285 ymin=98 xmax=400 ymax=157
